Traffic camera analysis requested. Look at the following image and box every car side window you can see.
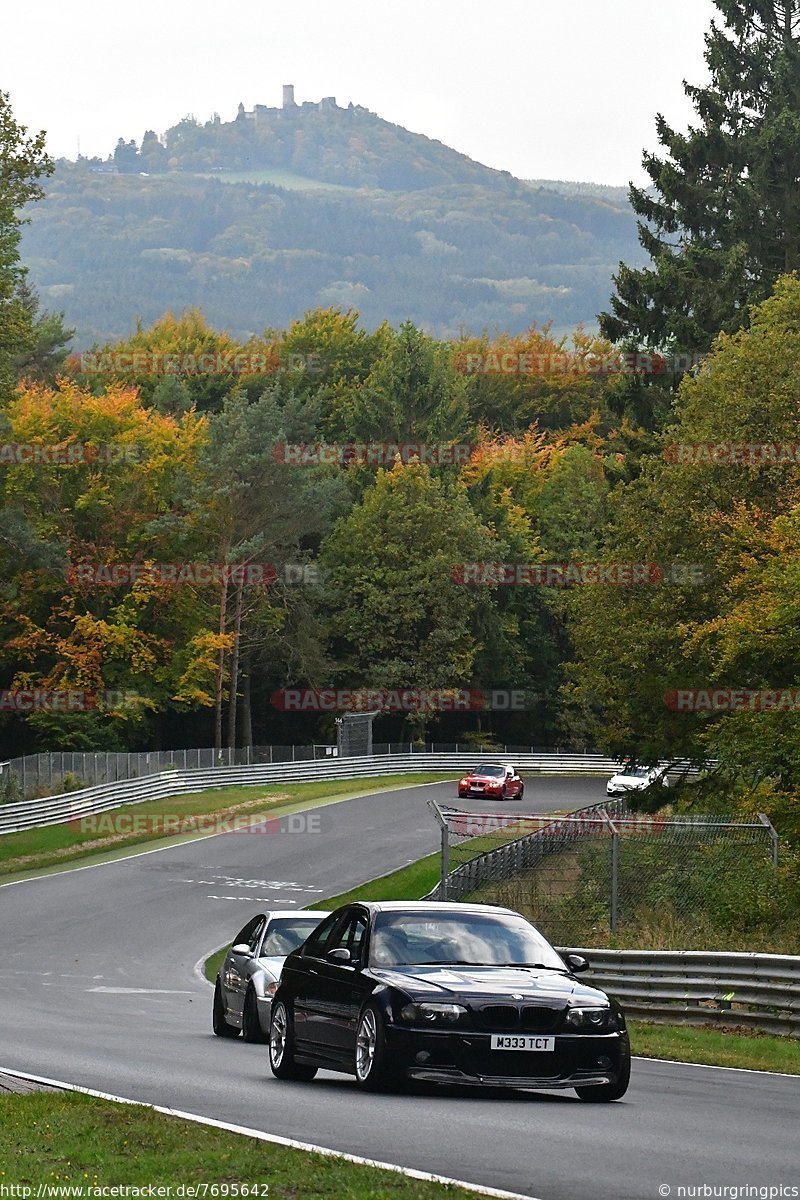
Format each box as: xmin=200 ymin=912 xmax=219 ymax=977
xmin=233 ymin=916 xmax=262 ymax=949
xmin=302 ymin=911 xmax=342 ymax=959
xmin=328 ymin=912 xmax=368 ymax=963
xmin=248 ymin=917 xmax=266 ymax=953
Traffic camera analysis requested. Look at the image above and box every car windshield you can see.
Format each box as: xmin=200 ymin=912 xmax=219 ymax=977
xmin=472 ymin=764 xmax=505 ymax=777
xmin=623 ymin=767 xmax=650 ymax=778
xmin=261 ymin=917 xmax=322 ymax=957
xmin=369 ymin=911 xmax=565 ymax=970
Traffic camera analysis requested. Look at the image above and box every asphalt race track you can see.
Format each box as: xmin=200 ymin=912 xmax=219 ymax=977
xmin=1 ymin=775 xmax=798 ymax=1200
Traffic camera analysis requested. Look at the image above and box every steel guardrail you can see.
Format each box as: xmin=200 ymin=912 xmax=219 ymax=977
xmin=0 ymin=752 xmax=639 ymax=835
xmin=0 ymin=752 xmax=705 ymax=836
xmin=560 ymin=947 xmax=800 ymax=1037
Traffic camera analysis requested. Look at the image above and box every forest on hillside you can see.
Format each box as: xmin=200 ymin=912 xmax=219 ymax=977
xmin=21 ymin=167 xmax=641 ymax=346
xmin=19 ymin=102 xmax=643 ymax=346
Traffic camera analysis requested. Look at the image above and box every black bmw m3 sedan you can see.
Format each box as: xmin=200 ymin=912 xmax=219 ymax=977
xmin=268 ymin=901 xmax=630 ymax=1100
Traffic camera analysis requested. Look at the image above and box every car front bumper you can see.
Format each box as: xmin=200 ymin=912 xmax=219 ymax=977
xmin=256 ymin=994 xmax=274 ymax=1033
xmin=383 ymin=1026 xmax=628 ymax=1090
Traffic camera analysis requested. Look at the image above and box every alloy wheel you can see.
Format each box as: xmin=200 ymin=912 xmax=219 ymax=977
xmin=270 ymin=1002 xmax=287 ymax=1068
xmin=355 ymin=1008 xmax=377 ymax=1081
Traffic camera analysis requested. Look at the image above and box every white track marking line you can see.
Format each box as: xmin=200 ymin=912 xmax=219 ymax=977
xmin=87 ymin=987 xmax=195 ymax=995
xmin=0 ymin=1066 xmax=543 ymax=1200
xmin=633 ymin=1054 xmax=799 ymax=1079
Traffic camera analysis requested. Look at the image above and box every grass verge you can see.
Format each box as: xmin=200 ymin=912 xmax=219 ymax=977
xmin=627 ymin=1020 xmax=800 ymax=1074
xmin=0 ymin=1090 xmax=487 ymax=1196
xmin=0 ymin=773 xmax=454 ymax=882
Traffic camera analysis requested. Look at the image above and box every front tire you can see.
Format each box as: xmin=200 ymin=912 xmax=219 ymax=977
xmin=354 ymin=1003 xmax=397 ymax=1092
xmin=575 ymin=1041 xmax=630 ymax=1102
xmin=212 ymin=978 xmax=239 ymax=1039
xmin=269 ymin=999 xmax=317 ymax=1081
xmin=242 ymin=985 xmax=268 ymax=1044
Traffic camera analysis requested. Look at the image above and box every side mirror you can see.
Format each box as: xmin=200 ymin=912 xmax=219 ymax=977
xmin=231 ymin=943 xmax=252 ymax=956
xmin=327 ymin=947 xmax=354 ymax=964
xmin=563 ymin=953 xmax=590 ymax=974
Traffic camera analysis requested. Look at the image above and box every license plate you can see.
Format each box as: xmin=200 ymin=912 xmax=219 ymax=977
xmin=490 ymin=1035 xmax=555 ymax=1051
xmin=470 ymin=785 xmax=483 ymax=791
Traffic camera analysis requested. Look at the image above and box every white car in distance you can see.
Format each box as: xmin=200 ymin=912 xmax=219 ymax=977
xmin=606 ymin=765 xmax=669 ymax=798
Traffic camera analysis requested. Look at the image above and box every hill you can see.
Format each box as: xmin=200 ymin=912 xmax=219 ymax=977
xmin=20 ymin=97 xmax=646 ymax=346
xmin=151 ymin=98 xmax=510 ymax=191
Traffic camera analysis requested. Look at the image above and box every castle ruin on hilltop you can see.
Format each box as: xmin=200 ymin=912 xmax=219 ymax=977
xmin=236 ymin=85 xmax=368 ymax=122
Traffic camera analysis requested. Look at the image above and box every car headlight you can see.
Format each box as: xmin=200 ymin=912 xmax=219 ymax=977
xmin=564 ymin=1006 xmax=617 ymax=1031
xmin=399 ymin=1002 xmax=467 ymax=1025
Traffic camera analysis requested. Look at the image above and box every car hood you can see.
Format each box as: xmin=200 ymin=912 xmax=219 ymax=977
xmin=369 ymin=964 xmax=608 ymax=1006
xmin=254 ymin=955 xmax=285 ymax=978
xmin=463 ymin=773 xmax=504 ymax=783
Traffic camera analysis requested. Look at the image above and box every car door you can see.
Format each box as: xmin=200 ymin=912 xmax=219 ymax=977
xmin=222 ymin=914 xmax=266 ymax=1023
xmin=314 ymin=909 xmax=371 ymax=1060
xmin=290 ymin=910 xmax=344 ymax=1060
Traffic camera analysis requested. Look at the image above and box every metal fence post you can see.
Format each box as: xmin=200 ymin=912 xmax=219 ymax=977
xmin=428 ymin=801 xmax=449 ymax=901
xmin=441 ymin=822 xmax=449 ymax=900
xmin=601 ymin=808 xmax=619 ymax=935
xmin=758 ymin=813 xmax=779 ymax=867
xmin=610 ymin=829 xmax=619 ymax=934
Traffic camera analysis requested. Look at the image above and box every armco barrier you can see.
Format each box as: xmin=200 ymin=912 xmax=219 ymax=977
xmin=562 ymin=947 xmax=800 ymax=1037
xmin=0 ymin=743 xmax=631 ymax=800
xmin=0 ymin=753 xmax=631 ymax=836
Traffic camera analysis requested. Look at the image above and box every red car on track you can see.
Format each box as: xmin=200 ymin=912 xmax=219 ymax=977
xmin=457 ymin=762 xmax=524 ymax=801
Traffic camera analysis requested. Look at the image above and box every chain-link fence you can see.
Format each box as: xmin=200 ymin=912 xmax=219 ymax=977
xmin=429 ymin=804 xmax=780 ymax=948
xmin=0 ymin=744 xmax=340 ymax=801
xmin=0 ymin=741 xmax=611 ymax=801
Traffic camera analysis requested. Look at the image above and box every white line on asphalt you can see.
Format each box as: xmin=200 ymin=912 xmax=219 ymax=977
xmin=87 ymin=987 xmax=196 ymax=995
xmin=0 ymin=1066 xmax=544 ymax=1200
xmin=633 ymin=1055 xmax=799 ymax=1079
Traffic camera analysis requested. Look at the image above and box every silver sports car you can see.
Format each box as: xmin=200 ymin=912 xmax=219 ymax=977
xmin=213 ymin=909 xmax=331 ymax=1042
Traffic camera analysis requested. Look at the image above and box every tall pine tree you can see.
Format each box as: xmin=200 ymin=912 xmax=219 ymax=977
xmin=601 ymin=1 xmax=800 ymax=353
xmin=0 ymin=91 xmax=52 ymax=401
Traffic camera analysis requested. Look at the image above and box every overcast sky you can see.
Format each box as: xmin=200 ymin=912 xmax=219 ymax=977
xmin=3 ymin=0 xmax=717 ymax=186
